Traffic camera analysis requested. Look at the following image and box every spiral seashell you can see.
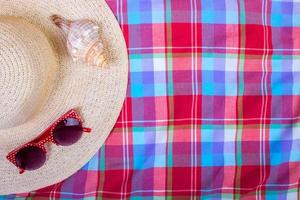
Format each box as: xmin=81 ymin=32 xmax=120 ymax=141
xmin=51 ymin=15 xmax=107 ymax=67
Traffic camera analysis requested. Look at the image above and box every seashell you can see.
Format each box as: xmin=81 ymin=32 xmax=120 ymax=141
xmin=51 ymin=15 xmax=107 ymax=68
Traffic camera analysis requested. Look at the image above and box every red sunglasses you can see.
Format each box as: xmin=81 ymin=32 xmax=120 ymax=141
xmin=6 ymin=109 xmax=91 ymax=174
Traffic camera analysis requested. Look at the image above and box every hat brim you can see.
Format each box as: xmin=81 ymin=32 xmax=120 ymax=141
xmin=0 ymin=0 xmax=128 ymax=194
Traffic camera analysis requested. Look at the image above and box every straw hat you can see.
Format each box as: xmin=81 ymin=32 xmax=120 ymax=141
xmin=0 ymin=0 xmax=128 ymax=195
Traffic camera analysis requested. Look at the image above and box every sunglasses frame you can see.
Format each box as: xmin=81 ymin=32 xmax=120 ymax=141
xmin=6 ymin=109 xmax=92 ymax=174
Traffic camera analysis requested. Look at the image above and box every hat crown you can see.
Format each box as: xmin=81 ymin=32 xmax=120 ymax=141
xmin=0 ymin=17 xmax=58 ymax=129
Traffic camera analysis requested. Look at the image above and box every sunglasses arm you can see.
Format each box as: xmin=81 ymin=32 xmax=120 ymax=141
xmin=82 ymin=127 xmax=92 ymax=133
xmin=19 ymin=168 xmax=25 ymax=174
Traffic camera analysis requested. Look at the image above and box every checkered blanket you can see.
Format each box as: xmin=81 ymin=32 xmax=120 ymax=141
xmin=3 ymin=0 xmax=300 ymax=199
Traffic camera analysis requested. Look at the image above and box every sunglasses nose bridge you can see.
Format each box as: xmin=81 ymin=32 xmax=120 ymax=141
xmin=34 ymin=144 xmax=47 ymax=153
xmin=33 ymin=142 xmax=48 ymax=155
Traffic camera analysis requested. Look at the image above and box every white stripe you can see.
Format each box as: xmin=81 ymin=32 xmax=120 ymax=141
xmin=262 ymin=0 xmax=269 ymax=197
xmin=38 ymin=182 xmax=300 ymax=196
xmin=258 ymin=0 xmax=265 ymax=197
xmin=128 ymin=46 xmax=300 ymax=51
xmin=257 ymin=1 xmax=269 ymax=199
xmin=193 ymin=0 xmax=198 ymax=199
xmin=120 ymin=0 xmax=128 ymax=194
xmin=118 ymin=1 xmax=129 ymax=199
xmin=257 ymin=0 xmax=265 ymax=198
xmin=50 ymin=182 xmax=61 ymax=200
xmin=115 ymin=116 xmax=300 ymax=124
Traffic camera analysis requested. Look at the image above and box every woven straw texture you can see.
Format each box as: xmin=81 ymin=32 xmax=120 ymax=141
xmin=0 ymin=0 xmax=128 ymax=195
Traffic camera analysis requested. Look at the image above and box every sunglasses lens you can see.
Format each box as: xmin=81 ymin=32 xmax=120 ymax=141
xmin=53 ymin=118 xmax=83 ymax=146
xmin=15 ymin=146 xmax=46 ymax=170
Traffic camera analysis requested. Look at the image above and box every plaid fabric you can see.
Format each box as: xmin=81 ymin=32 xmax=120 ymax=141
xmin=2 ymin=0 xmax=300 ymax=199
